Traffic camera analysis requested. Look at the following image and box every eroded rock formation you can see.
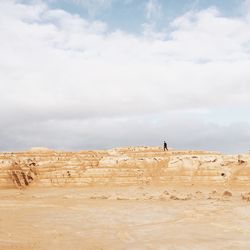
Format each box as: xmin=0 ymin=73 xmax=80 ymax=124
xmin=0 ymin=147 xmax=250 ymax=188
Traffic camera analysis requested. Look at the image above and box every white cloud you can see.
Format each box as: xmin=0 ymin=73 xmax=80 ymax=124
xmin=0 ymin=1 xmax=250 ymax=152
xmin=169 ymin=8 xmax=250 ymax=61
xmin=243 ymin=0 xmax=250 ymax=20
xmin=145 ymin=0 xmax=162 ymax=21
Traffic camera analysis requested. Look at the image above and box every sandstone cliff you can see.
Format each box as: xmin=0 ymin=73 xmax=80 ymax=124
xmin=0 ymin=147 xmax=249 ymax=188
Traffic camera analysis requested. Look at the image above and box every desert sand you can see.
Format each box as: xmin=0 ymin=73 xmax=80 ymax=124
xmin=1 ymin=147 xmax=250 ymax=249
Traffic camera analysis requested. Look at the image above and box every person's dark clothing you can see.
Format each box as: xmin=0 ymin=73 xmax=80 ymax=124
xmin=164 ymin=141 xmax=168 ymax=151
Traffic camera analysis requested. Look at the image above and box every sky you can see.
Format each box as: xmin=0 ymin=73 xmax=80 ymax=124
xmin=0 ymin=0 xmax=250 ymax=153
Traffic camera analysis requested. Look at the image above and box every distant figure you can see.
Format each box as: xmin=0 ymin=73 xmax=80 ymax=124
xmin=163 ymin=141 xmax=168 ymax=151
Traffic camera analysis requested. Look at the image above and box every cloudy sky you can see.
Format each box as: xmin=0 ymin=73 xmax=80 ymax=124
xmin=0 ymin=0 xmax=250 ymax=153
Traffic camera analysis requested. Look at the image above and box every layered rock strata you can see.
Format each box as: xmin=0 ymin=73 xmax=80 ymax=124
xmin=0 ymin=147 xmax=249 ymax=188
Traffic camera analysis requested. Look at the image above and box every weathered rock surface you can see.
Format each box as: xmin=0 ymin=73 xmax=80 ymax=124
xmin=0 ymin=147 xmax=250 ymax=188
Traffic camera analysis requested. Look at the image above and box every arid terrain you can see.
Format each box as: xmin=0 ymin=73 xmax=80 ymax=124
xmin=1 ymin=147 xmax=250 ymax=250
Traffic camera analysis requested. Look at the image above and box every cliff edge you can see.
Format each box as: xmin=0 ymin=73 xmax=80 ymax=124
xmin=0 ymin=147 xmax=249 ymax=188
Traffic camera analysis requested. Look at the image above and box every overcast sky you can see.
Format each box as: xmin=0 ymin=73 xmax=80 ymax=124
xmin=0 ymin=0 xmax=250 ymax=153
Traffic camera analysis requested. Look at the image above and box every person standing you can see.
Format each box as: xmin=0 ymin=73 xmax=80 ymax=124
xmin=163 ymin=141 xmax=168 ymax=151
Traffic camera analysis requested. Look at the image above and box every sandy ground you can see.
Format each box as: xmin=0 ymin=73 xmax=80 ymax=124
xmin=1 ymin=186 xmax=250 ymax=250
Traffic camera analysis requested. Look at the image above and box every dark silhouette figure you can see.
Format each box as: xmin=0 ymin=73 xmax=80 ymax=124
xmin=163 ymin=141 xmax=168 ymax=151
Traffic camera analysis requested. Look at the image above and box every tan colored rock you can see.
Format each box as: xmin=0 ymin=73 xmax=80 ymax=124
xmin=29 ymin=147 xmax=52 ymax=152
xmin=241 ymin=192 xmax=250 ymax=201
xmin=223 ymin=190 xmax=233 ymax=197
xmin=238 ymin=154 xmax=249 ymax=164
xmin=0 ymin=147 xmax=250 ymax=189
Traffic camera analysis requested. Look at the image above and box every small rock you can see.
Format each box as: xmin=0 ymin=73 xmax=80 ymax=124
xmin=223 ymin=191 xmax=232 ymax=197
xmin=170 ymin=194 xmax=191 ymax=201
xmin=241 ymin=192 xmax=250 ymax=201
xmin=170 ymin=195 xmax=179 ymax=200
xmin=117 ymin=197 xmax=129 ymax=200
xmin=163 ymin=190 xmax=169 ymax=195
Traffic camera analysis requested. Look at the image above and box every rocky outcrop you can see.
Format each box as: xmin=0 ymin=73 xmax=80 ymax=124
xmin=0 ymin=147 xmax=250 ymax=188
